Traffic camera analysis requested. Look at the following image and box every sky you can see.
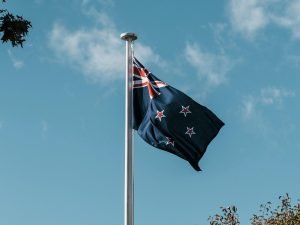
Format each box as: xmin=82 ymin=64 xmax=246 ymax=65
xmin=1 ymin=0 xmax=300 ymax=225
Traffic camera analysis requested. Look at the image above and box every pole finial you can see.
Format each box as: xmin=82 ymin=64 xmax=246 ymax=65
xmin=120 ymin=32 xmax=138 ymax=41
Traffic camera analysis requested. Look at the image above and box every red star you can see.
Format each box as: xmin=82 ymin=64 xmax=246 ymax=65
xmin=185 ymin=127 xmax=196 ymax=138
xmin=179 ymin=105 xmax=191 ymax=117
xmin=166 ymin=137 xmax=175 ymax=147
xmin=155 ymin=110 xmax=166 ymax=122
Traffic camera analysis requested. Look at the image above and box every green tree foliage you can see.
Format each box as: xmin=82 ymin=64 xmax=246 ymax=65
xmin=0 ymin=0 xmax=31 ymax=47
xmin=208 ymin=194 xmax=300 ymax=225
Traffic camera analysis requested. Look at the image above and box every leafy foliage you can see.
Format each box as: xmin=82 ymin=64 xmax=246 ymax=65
xmin=0 ymin=0 xmax=32 ymax=47
xmin=208 ymin=206 xmax=240 ymax=225
xmin=208 ymin=194 xmax=300 ymax=225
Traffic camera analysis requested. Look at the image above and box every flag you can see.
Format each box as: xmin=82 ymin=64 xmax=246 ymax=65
xmin=132 ymin=57 xmax=224 ymax=171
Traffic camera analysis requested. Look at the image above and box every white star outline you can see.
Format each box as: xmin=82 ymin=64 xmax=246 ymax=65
xmin=179 ymin=105 xmax=192 ymax=117
xmin=166 ymin=137 xmax=175 ymax=147
xmin=155 ymin=110 xmax=166 ymax=122
xmin=185 ymin=127 xmax=196 ymax=138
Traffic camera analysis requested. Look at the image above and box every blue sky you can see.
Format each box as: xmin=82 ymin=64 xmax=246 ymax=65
xmin=1 ymin=0 xmax=300 ymax=224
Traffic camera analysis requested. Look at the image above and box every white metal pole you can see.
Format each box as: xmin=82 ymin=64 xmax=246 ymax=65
xmin=120 ymin=32 xmax=137 ymax=225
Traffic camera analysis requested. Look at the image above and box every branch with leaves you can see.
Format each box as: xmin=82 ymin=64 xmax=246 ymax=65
xmin=208 ymin=194 xmax=300 ymax=225
xmin=0 ymin=0 xmax=32 ymax=47
xmin=208 ymin=206 xmax=240 ymax=225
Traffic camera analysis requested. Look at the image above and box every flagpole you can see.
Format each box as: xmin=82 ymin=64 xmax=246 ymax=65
xmin=120 ymin=32 xmax=137 ymax=225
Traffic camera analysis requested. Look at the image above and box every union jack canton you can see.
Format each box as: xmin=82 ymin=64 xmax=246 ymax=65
xmin=133 ymin=57 xmax=167 ymax=98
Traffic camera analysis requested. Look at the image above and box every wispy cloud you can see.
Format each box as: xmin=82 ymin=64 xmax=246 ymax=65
xmin=271 ymin=0 xmax=300 ymax=39
xmin=228 ymin=0 xmax=300 ymax=39
xmin=49 ymin=10 xmax=160 ymax=83
xmin=240 ymin=86 xmax=296 ymax=150
xmin=260 ymin=87 xmax=295 ymax=105
xmin=228 ymin=0 xmax=269 ymax=39
xmin=49 ymin=21 xmax=124 ymax=83
xmin=242 ymin=96 xmax=256 ymax=120
xmin=241 ymin=87 xmax=295 ymax=120
xmin=184 ymin=42 xmax=235 ymax=87
xmin=81 ymin=0 xmax=114 ymax=7
xmin=40 ymin=120 xmax=48 ymax=140
xmin=7 ymin=50 xmax=24 ymax=69
xmin=34 ymin=0 xmax=44 ymax=4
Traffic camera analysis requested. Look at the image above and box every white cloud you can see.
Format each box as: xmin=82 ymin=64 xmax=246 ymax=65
xmin=271 ymin=0 xmax=300 ymax=38
xmin=228 ymin=0 xmax=300 ymax=39
xmin=241 ymin=87 xmax=295 ymax=120
xmin=49 ymin=12 xmax=160 ymax=83
xmin=7 ymin=50 xmax=24 ymax=69
xmin=184 ymin=42 xmax=235 ymax=87
xmin=228 ymin=0 xmax=269 ymax=38
xmin=134 ymin=43 xmax=167 ymax=68
xmin=242 ymin=96 xmax=256 ymax=119
xmin=241 ymin=86 xmax=296 ymax=149
xmin=49 ymin=22 xmax=123 ymax=83
xmin=260 ymin=87 xmax=295 ymax=105
xmin=209 ymin=23 xmax=230 ymax=53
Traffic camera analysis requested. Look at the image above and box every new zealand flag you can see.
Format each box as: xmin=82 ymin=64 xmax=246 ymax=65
xmin=133 ymin=57 xmax=224 ymax=171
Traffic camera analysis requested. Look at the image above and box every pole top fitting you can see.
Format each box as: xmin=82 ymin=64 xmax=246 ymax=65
xmin=120 ymin=32 xmax=138 ymax=41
